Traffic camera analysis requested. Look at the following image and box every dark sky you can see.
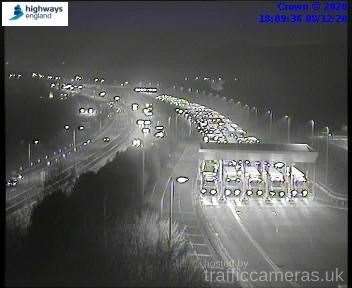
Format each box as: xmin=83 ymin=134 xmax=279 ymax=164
xmin=4 ymin=1 xmax=348 ymax=128
xmin=5 ymin=1 xmax=347 ymax=72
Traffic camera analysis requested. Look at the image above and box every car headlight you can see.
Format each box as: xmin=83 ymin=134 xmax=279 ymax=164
xmin=290 ymin=190 xmax=298 ymax=197
xmin=224 ymin=189 xmax=232 ymax=196
xmin=234 ymin=189 xmax=241 ymax=196
xmin=301 ymin=190 xmax=308 ymax=197
xmin=210 ymin=189 xmax=217 ymax=195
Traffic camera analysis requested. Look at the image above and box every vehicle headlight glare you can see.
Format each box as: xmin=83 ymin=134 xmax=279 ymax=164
xmin=225 ymin=189 xmax=232 ymax=196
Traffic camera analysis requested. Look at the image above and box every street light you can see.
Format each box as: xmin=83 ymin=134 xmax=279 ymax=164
xmin=267 ymin=110 xmax=273 ymax=139
xmin=325 ymin=126 xmax=329 ymax=185
xmin=132 ymin=138 xmax=145 ymax=197
xmin=28 ymin=139 xmax=40 ymax=167
xmin=252 ymin=106 xmax=258 ymax=130
xmin=310 ymin=120 xmax=315 ymax=147
xmin=176 ymin=176 xmax=189 ymax=184
xmin=169 ymin=176 xmax=189 ymax=249
xmin=244 ymin=104 xmax=250 ymax=123
xmin=284 ymin=115 xmax=290 ymax=143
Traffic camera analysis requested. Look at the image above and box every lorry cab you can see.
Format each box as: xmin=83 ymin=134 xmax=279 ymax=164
xmin=266 ymin=166 xmax=286 ymax=199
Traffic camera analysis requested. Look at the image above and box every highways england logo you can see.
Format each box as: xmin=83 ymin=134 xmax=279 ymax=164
xmin=2 ymin=2 xmax=68 ymax=26
xmin=9 ymin=4 xmax=24 ymax=20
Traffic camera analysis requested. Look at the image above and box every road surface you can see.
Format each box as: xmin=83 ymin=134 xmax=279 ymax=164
xmin=150 ymin=91 xmax=347 ymax=288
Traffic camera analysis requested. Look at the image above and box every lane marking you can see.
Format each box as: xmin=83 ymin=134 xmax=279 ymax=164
xmin=190 ymin=253 xmax=212 ymax=257
xmin=314 ymin=183 xmax=347 ymax=201
xmin=192 ymin=243 xmax=208 ymax=247
xmin=227 ymin=202 xmax=300 ymax=288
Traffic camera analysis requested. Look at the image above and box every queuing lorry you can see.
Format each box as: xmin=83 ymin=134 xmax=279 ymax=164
xmin=200 ymin=160 xmax=219 ymax=181
xmin=266 ymin=166 xmax=286 ymax=199
xmin=290 ymin=166 xmax=309 ymax=198
xmin=223 ymin=164 xmax=242 ymax=197
xmin=199 ymin=160 xmax=220 ymax=197
xmin=245 ymin=166 xmax=265 ymax=197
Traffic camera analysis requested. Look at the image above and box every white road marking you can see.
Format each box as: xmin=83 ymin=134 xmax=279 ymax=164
xmin=227 ymin=202 xmax=300 ymax=288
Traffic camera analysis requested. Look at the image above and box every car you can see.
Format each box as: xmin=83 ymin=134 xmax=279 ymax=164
xmin=103 ymin=137 xmax=111 ymax=143
xmin=6 ymin=177 xmax=18 ymax=187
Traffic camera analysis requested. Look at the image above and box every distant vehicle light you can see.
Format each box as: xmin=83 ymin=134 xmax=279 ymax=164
xmin=154 ymin=131 xmax=165 ymax=138
xmin=234 ymin=189 xmax=241 ymax=196
xmin=246 ymin=190 xmax=253 ymax=196
xmin=132 ymin=138 xmax=142 ymax=148
xmin=224 ymin=189 xmax=232 ymax=196
xmin=99 ymin=91 xmax=106 ymax=97
xmin=274 ymin=162 xmax=285 ymax=169
xmin=132 ymin=103 xmax=139 ymax=111
xmin=279 ymin=191 xmax=285 ymax=198
xmin=257 ymin=190 xmax=263 ymax=196
xmin=134 ymin=87 xmax=157 ymax=93
xmin=142 ymin=127 xmax=150 ymax=134
xmin=210 ymin=189 xmax=217 ymax=195
xmin=201 ymin=188 xmax=207 ymax=194
xmin=301 ymin=190 xmax=308 ymax=197
xmin=176 ymin=176 xmax=189 ymax=184
xmin=143 ymin=108 xmax=153 ymax=116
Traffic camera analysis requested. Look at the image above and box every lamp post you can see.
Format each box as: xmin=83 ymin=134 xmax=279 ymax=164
xmin=188 ymin=118 xmax=192 ymax=137
xmin=169 ymin=176 xmax=189 ymax=249
xmin=73 ymin=129 xmax=76 ymax=152
xmin=28 ymin=139 xmax=40 ymax=168
xmin=141 ymin=145 xmax=145 ymax=197
xmin=132 ymin=138 xmax=145 ymax=197
xmin=244 ymin=104 xmax=250 ymax=124
xmin=267 ymin=110 xmax=273 ymax=139
xmin=325 ymin=126 xmax=329 ymax=185
xmin=284 ymin=115 xmax=290 ymax=143
xmin=310 ymin=120 xmax=315 ymax=147
xmin=252 ymin=106 xmax=258 ymax=131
